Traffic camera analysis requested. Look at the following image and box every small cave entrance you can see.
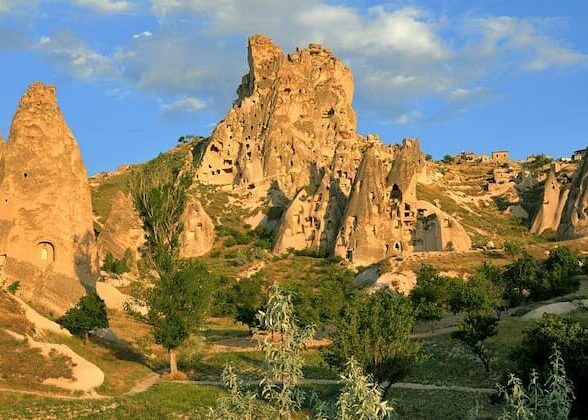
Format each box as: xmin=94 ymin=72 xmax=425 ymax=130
xmin=391 ymin=184 xmax=402 ymax=201
xmin=37 ymin=241 xmax=55 ymax=265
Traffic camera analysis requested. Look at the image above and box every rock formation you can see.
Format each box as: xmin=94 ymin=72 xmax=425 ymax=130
xmin=0 ymin=83 xmax=97 ymax=314
xmin=96 ymin=191 xmax=145 ymax=271
xmin=558 ymin=150 xmax=588 ymax=240
xmin=195 ymin=35 xmax=358 ymax=200
xmin=531 ymin=171 xmax=569 ymax=235
xmin=195 ymin=35 xmax=471 ymax=266
xmin=178 ymin=197 xmax=216 ymax=258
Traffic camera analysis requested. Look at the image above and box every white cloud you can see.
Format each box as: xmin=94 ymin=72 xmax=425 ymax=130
xmin=73 ymin=0 xmax=134 ymax=13
xmin=133 ymin=31 xmax=152 ymax=39
xmin=160 ymin=96 xmax=207 ymax=120
xmin=35 ymin=32 xmax=119 ymax=80
xmin=472 ymin=16 xmax=587 ymax=72
xmin=0 ymin=0 xmax=36 ymax=13
xmin=24 ymin=1 xmax=586 ymax=123
xmin=394 ymin=111 xmax=422 ymax=125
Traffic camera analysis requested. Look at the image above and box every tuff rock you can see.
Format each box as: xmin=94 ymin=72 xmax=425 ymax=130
xmin=0 ymin=83 xmax=97 ymax=314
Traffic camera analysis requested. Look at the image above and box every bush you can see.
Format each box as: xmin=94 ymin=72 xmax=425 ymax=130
xmin=101 ymin=249 xmax=133 ymax=274
xmin=513 ymin=314 xmax=588 ymax=417
xmin=452 ymin=311 xmax=498 ymax=372
xmin=7 ymin=281 xmax=20 ymax=295
xmin=325 ymin=290 xmax=420 ymax=396
xmin=58 ymin=294 xmax=109 ymax=339
xmin=233 ymin=272 xmax=268 ymax=332
xmin=537 ymin=246 xmax=581 ymax=298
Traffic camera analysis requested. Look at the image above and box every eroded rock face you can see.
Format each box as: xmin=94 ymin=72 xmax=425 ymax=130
xmin=195 ymin=35 xmax=471 ymax=266
xmin=0 ymin=83 xmax=97 ymax=314
xmin=558 ymin=151 xmax=588 ymax=240
xmin=195 ymin=35 xmax=358 ymax=199
xmin=178 ymin=197 xmax=216 ymax=258
xmin=97 ymin=191 xmax=145 ymax=271
xmin=531 ymin=171 xmax=569 ymax=235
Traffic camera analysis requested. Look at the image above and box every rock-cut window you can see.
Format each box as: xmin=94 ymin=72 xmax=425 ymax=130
xmin=38 ymin=241 xmax=55 ymax=263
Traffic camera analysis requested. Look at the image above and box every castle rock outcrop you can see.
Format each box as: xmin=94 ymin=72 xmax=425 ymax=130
xmin=531 ymin=171 xmax=569 ymax=235
xmin=97 ymin=191 xmax=145 ymax=271
xmin=0 ymin=83 xmax=97 ymax=314
xmin=195 ymin=35 xmax=471 ymax=265
xmin=178 ymin=197 xmax=216 ymax=258
xmin=558 ymin=149 xmax=588 ymax=240
xmin=195 ymin=35 xmax=358 ymax=199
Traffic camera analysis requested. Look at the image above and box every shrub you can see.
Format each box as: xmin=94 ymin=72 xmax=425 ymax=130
xmin=7 ymin=281 xmax=20 ymax=295
xmin=452 ymin=311 xmax=499 ymax=372
xmin=499 ymin=349 xmax=574 ymax=420
xmin=58 ymin=294 xmax=109 ymax=340
xmin=325 ymin=290 xmax=420 ymax=397
xmin=513 ymin=314 xmax=588 ymax=417
xmin=101 ymin=249 xmax=133 ymax=274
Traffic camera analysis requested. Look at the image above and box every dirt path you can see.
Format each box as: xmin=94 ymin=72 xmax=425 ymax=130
xmin=172 ymin=379 xmax=495 ymax=394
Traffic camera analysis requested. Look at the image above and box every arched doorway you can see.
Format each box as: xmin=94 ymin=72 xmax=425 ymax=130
xmin=37 ymin=241 xmax=55 ymax=264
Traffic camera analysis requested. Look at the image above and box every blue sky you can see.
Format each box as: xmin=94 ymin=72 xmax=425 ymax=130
xmin=0 ymin=0 xmax=586 ymax=174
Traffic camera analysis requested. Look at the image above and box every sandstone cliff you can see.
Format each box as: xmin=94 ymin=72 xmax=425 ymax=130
xmin=558 ymin=149 xmax=588 ymax=240
xmin=96 ymin=191 xmax=145 ymax=271
xmin=531 ymin=171 xmax=569 ymax=235
xmin=0 ymin=83 xmax=97 ymax=314
xmin=178 ymin=196 xmax=216 ymax=258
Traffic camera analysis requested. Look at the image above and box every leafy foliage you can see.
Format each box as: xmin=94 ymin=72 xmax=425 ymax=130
xmin=256 ymin=286 xmax=315 ymax=418
xmin=234 ymin=272 xmax=268 ymax=332
xmin=58 ymin=294 xmax=109 ymax=338
xmin=148 ymin=262 xmax=214 ymax=351
xmin=101 ymin=249 xmax=133 ymax=274
xmin=325 ymin=290 xmax=420 ymax=393
xmin=336 ymin=357 xmax=394 ymax=419
xmin=452 ymin=312 xmax=498 ymax=372
xmin=498 ymin=349 xmax=574 ymax=420
xmin=514 ymin=314 xmax=588 ymax=417
xmin=7 ymin=281 xmax=20 ymax=295
xmin=208 ymin=364 xmax=258 ymax=420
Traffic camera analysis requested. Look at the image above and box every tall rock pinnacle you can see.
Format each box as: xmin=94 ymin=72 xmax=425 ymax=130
xmin=0 ymin=82 xmax=97 ymax=314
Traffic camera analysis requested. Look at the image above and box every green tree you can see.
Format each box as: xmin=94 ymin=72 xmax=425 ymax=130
xmin=442 ymin=154 xmax=454 ymax=164
xmin=234 ymin=272 xmax=268 ymax=333
xmin=58 ymin=294 xmax=109 ymax=341
xmin=101 ymin=249 xmax=133 ymax=274
xmin=447 ymin=271 xmax=503 ymax=314
xmin=538 ymin=246 xmax=581 ymax=298
xmin=452 ymin=311 xmax=498 ymax=372
xmin=337 ymin=357 xmax=393 ymax=419
xmin=326 ymin=290 xmax=420 ymax=398
xmin=256 ymin=286 xmax=315 ymax=418
xmin=502 ymin=253 xmax=540 ymax=306
xmin=147 ymin=262 xmax=214 ymax=376
xmin=504 ymin=239 xmax=525 ymax=262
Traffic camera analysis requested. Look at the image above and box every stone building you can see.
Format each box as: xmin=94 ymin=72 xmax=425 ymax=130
xmin=491 ymin=150 xmax=509 ymax=163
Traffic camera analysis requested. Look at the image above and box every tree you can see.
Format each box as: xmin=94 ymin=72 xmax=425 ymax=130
xmin=337 ymin=357 xmax=394 ymax=420
xmin=502 ymin=253 xmax=540 ymax=306
xmin=59 ymin=294 xmax=109 ymax=341
xmin=148 ymin=262 xmax=214 ymax=376
xmin=504 ymin=239 xmax=525 ymax=262
xmin=442 ymin=154 xmax=454 ymax=164
xmin=447 ymin=271 xmax=503 ymax=314
xmin=499 ymin=349 xmax=574 ymax=420
xmin=256 ymin=286 xmax=315 ymax=417
xmin=234 ymin=272 xmax=268 ymax=333
xmin=325 ymin=290 xmax=420 ymax=398
xmin=101 ymin=249 xmax=133 ymax=274
xmin=410 ymin=264 xmax=450 ymax=320
xmin=514 ymin=314 xmax=588 ymax=417
xmin=538 ymin=246 xmax=581 ymax=298
xmin=452 ymin=311 xmax=498 ymax=372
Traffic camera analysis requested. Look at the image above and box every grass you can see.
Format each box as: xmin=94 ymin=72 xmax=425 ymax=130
xmin=0 ymin=383 xmax=223 ymax=419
